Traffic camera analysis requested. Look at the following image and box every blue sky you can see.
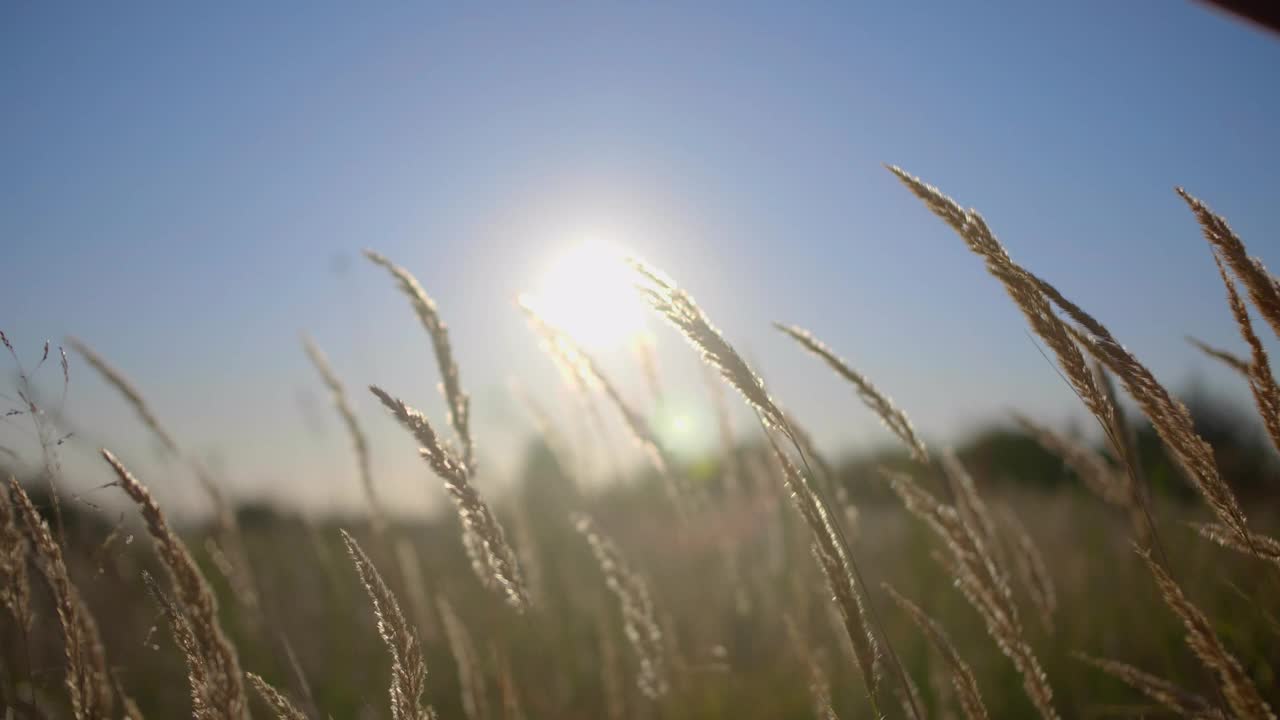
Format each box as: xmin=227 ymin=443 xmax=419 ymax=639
xmin=3 ymin=3 xmax=1279 ymax=515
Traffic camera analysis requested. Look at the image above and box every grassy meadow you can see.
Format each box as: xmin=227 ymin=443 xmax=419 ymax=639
xmin=3 ymin=170 xmax=1280 ymax=719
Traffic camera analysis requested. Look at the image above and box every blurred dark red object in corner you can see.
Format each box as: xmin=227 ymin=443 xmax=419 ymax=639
xmin=1202 ymin=0 xmax=1280 ymax=35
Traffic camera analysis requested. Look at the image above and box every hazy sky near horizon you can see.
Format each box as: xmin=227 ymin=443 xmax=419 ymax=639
xmin=3 ymin=3 xmax=1280 ymax=516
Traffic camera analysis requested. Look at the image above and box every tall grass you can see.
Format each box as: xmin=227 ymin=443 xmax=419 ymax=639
xmin=1 ymin=171 xmax=1279 ymax=720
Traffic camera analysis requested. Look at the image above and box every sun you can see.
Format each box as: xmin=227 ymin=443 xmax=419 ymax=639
xmin=523 ymin=239 xmax=649 ymax=351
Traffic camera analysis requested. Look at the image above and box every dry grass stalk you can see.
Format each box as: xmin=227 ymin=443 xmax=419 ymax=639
xmin=208 ymin=519 xmax=260 ymax=617
xmin=1089 ymin=361 xmax=1156 ymax=547
xmin=394 ymin=538 xmax=438 ymax=644
xmin=927 ymin=663 xmax=961 ymax=720
xmin=1219 ymin=577 xmax=1280 ymax=639
xmin=509 ymin=380 xmax=578 ymax=495
xmin=190 ymin=475 xmax=260 ymax=616
xmin=632 ymin=333 xmax=663 ymax=406
xmin=1209 ymin=257 xmax=1280 ymax=455
xmin=943 ymin=450 xmax=1056 ymax=631
xmin=594 ymin=607 xmax=627 ymax=720
xmin=517 ymin=301 xmax=645 ymax=442
xmin=940 ymin=447 xmax=1046 ymax=631
xmin=369 ymin=385 xmax=529 ymax=611
xmin=280 ymin=634 xmax=321 ymax=720
xmin=658 ymin=610 xmax=689 ymax=694
xmin=364 ymin=250 xmax=474 ymax=471
xmin=888 ymin=166 xmax=1164 ymax=552
xmin=814 ymin=677 xmax=840 ymax=720
xmin=0 ymin=482 xmax=32 ymax=631
xmin=772 ymin=443 xmax=881 ymax=707
xmin=893 ymin=665 xmax=927 ymax=720
xmin=1192 ymin=523 xmax=1280 ymax=567
xmin=70 ymin=338 xmax=259 ymax=611
xmin=518 ymin=298 xmax=689 ymax=515
xmin=342 ymin=530 xmax=437 ymax=720
xmin=1138 ymin=548 xmax=1274 ymax=720
xmin=1188 ymin=337 xmax=1251 ymax=376
xmin=143 ymin=570 xmax=215 ymax=718
xmin=628 ymin=257 xmax=922 ymax=719
xmin=492 ymin=645 xmax=526 ymax=720
xmin=1076 ymin=654 xmax=1224 ymax=720
xmin=884 ymin=584 xmax=988 ymax=720
xmin=302 ymin=335 xmax=382 ymax=526
xmin=1066 ymin=308 xmax=1254 ymax=550
xmin=890 ymin=166 xmax=1255 ymax=560
xmin=515 ymin=302 xmax=592 ymax=400
xmin=8 ymin=477 xmax=113 ymax=720
xmin=112 ymin=670 xmax=146 ymax=720
xmin=1033 ymin=272 xmax=1256 ymax=554
xmin=102 ymin=449 xmax=247 ymax=719
xmin=1012 ymin=413 xmax=1128 ymax=507
xmin=1177 ymin=187 xmax=1280 ymax=340
xmin=885 ymin=469 xmax=1058 ymax=720
xmin=247 ymin=673 xmax=309 ymax=720
xmin=783 ymin=614 xmax=840 ymax=720
xmin=513 ymin=310 xmax=627 ymax=483
xmin=67 ymin=337 xmax=179 ymax=454
xmin=436 ymin=595 xmax=489 ymax=720
xmin=784 ymin=410 xmax=843 ymax=506
xmin=2 ymin=332 xmax=71 ymax=544
xmin=993 ymin=505 xmax=1056 ymax=632
xmin=573 ymin=513 xmax=669 ymax=699
xmin=629 ymin=257 xmax=789 ymax=433
xmin=886 ymin=167 xmax=1113 ymax=434
xmin=508 ymin=503 xmax=545 ymax=609
xmin=1091 ymin=360 xmax=1146 ymax=492
xmin=776 ymin=323 xmax=928 ymax=463
xmin=941 ymin=450 xmax=1004 ymax=569
xmin=704 ymin=364 xmax=744 ymax=499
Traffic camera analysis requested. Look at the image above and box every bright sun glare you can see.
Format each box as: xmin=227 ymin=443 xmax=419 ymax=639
xmin=523 ymin=239 xmax=649 ymax=351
